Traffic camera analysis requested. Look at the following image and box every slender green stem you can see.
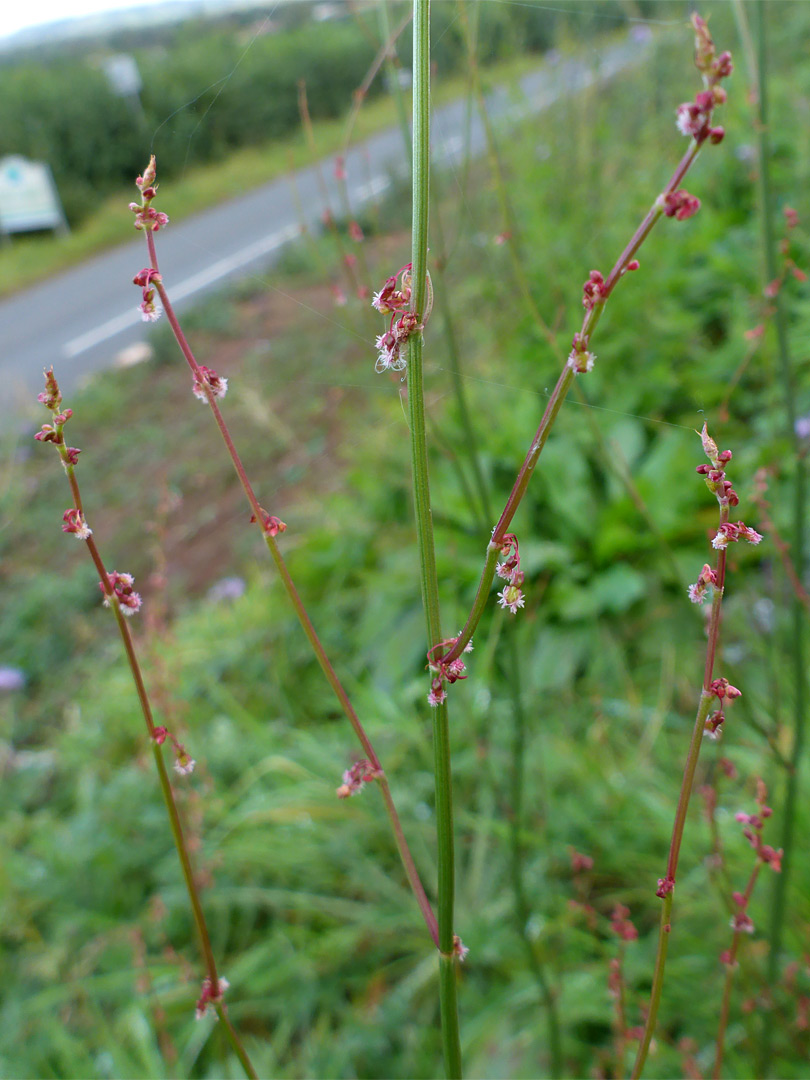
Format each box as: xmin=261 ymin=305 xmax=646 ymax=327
xmin=409 ymin=3 xmax=461 ymax=1075
xmin=145 ymin=234 xmax=440 ymax=948
xmin=755 ymin=7 xmax=807 ymax=1074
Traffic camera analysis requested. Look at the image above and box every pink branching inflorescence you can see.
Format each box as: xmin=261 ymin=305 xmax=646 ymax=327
xmin=718 ymin=781 xmax=781 ymax=976
xmin=674 ymin=15 xmax=731 ymax=145
xmin=689 ymin=424 xmax=763 ymax=614
xmin=371 ymin=264 xmax=433 ymax=372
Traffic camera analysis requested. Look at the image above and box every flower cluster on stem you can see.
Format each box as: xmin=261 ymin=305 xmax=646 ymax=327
xmin=33 ymin=371 xmax=255 ymax=1075
xmin=495 ymin=533 xmax=526 ymax=614
xmin=336 ymin=759 xmax=381 ymax=798
xmin=129 ymin=157 xmax=169 ymax=232
xmin=713 ymin=782 xmax=781 ymax=1078
xmin=129 ymin=155 xmax=440 ymax=958
xmin=153 ymin=725 xmax=196 ymax=777
xmin=439 ymin=16 xmax=733 ymax=682
xmin=371 ymin=263 xmax=432 ymax=372
xmin=426 ymin=634 xmax=473 ymax=707
xmin=631 ymin=421 xmax=762 ymax=1079
xmin=675 ymin=14 xmax=731 ymax=145
xmin=133 ymin=267 xmax=162 ymax=322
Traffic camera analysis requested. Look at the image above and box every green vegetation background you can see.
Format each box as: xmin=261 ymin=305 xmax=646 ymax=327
xmin=1 ymin=2 xmax=809 ymax=1078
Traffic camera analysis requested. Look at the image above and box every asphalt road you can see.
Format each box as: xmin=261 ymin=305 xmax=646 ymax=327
xmin=0 ymin=35 xmax=647 ymax=424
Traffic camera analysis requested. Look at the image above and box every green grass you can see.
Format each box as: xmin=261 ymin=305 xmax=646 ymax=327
xmin=2 ymin=5 xmax=810 ymax=1078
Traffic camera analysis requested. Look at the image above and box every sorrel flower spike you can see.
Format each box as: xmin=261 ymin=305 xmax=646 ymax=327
xmin=371 ymin=264 xmax=433 ymax=373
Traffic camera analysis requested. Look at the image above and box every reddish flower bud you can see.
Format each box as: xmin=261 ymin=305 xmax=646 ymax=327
xmin=664 ymin=189 xmax=701 ymax=221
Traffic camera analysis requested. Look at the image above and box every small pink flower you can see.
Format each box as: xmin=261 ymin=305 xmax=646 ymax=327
xmin=153 ymin=727 xmax=168 ymax=745
xmin=336 ymin=759 xmax=378 ymax=798
xmin=731 ymin=911 xmax=755 ymax=934
xmin=192 ymin=366 xmax=228 ymax=402
xmin=428 ymin=676 xmax=447 ymax=707
xmin=348 ymin=220 xmax=364 ymax=243
xmin=139 ymin=291 xmax=161 ymax=322
xmin=675 ymin=99 xmax=712 ymax=140
xmin=249 ymin=509 xmax=287 ymax=537
xmin=130 ymin=205 xmax=170 ymax=232
xmin=656 ymin=876 xmax=675 ymax=899
xmin=567 ymin=344 xmax=596 ymax=374
xmin=498 ymin=584 xmax=525 ymax=614
xmin=173 ymin=750 xmax=195 ymax=776
xmin=38 ymin=368 xmax=62 ymax=411
xmin=446 ymin=658 xmax=467 ymax=682
xmin=453 ymin=935 xmax=469 ymax=962
xmin=664 ymin=189 xmax=701 ymax=221
xmin=195 ymin=975 xmax=229 ymax=1020
xmin=34 ymin=424 xmax=58 ymax=444
xmin=581 ymin=270 xmax=607 ymax=311
xmin=375 ymin=330 xmax=405 ymax=372
xmin=784 ymin=207 xmax=799 ymax=229
xmin=739 ymin=524 xmax=763 ymax=545
xmin=136 ymin=157 xmax=157 ymax=191
xmin=100 ymin=571 xmax=143 ymax=616
xmin=61 ymin=508 xmax=92 ymax=540
xmin=371 ymin=277 xmax=399 ymax=314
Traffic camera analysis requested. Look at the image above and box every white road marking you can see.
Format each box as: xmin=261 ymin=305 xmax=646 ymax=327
xmin=355 ymin=175 xmax=390 ymax=201
xmin=63 ymin=223 xmax=300 ymax=358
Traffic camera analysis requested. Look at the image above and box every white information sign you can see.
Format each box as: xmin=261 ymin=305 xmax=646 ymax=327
xmin=0 ymin=156 xmax=67 ymax=236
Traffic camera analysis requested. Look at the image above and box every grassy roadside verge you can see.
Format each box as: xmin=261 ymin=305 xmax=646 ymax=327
xmin=0 ymin=48 xmax=552 ymax=300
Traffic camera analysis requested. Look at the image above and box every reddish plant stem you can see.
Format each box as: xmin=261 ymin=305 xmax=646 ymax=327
xmin=631 ymin=502 xmax=730 ymax=1080
xmin=713 ymin=861 xmax=762 ymax=1080
xmin=52 ymin=445 xmax=257 ymax=1077
xmin=146 ymin=232 xmax=439 ymax=948
xmin=441 ymin=140 xmax=702 ymax=668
